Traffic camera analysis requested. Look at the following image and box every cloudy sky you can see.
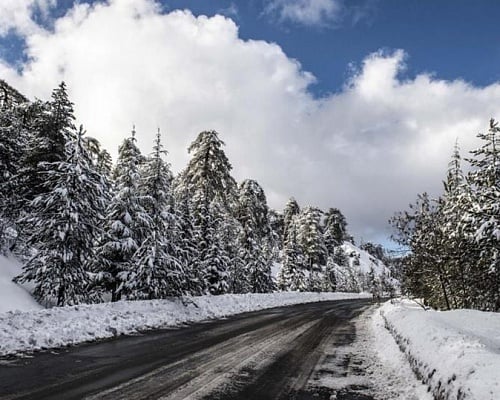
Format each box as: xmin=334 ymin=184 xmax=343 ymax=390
xmin=1 ymin=0 xmax=500 ymax=246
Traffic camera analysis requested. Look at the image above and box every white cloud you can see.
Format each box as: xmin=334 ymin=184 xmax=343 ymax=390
xmin=2 ymin=0 xmax=500 ymax=243
xmin=264 ymin=0 xmax=342 ymax=27
xmin=0 ymin=0 xmax=56 ymax=36
xmin=218 ymin=3 xmax=239 ymax=19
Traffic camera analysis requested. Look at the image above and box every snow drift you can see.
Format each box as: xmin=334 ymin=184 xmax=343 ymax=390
xmin=380 ymin=300 xmax=500 ymax=400
xmin=0 ymin=255 xmax=42 ymax=313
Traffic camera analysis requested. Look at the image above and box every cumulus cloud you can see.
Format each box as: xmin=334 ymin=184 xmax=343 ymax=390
xmin=1 ymin=0 xmax=500 ymax=243
xmin=0 ymin=0 xmax=56 ymax=36
xmin=264 ymin=0 xmax=342 ymax=27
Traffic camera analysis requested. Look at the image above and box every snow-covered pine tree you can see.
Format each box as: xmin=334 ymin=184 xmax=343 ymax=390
xmin=278 ymin=218 xmax=307 ymax=291
xmin=323 ymin=208 xmax=348 ymax=252
xmin=126 ymin=130 xmax=183 ymax=299
xmin=15 ymin=126 xmax=108 ymax=306
xmin=268 ymin=209 xmax=284 ymax=258
xmin=83 ymin=136 xmax=113 ymax=178
xmin=97 ymin=128 xmax=150 ymax=301
xmin=297 ymin=206 xmax=327 ymax=292
xmin=96 ymin=149 xmax=113 ymax=178
xmin=172 ymin=188 xmax=203 ymax=295
xmin=177 ymin=130 xmax=237 ymax=294
xmin=282 ymin=198 xmax=300 ymax=248
xmin=220 ymin=211 xmax=244 ymax=293
xmin=20 ymin=82 xmax=76 ymax=203
xmin=322 ymin=257 xmax=337 ymax=292
xmin=366 ymin=265 xmax=379 ymax=297
xmin=321 ymin=208 xmax=350 ymax=292
xmin=181 ymin=130 xmax=237 ymax=209
xmin=201 ymin=201 xmax=231 ymax=295
xmin=440 ymin=140 xmax=474 ymax=308
xmin=0 ymin=103 xmax=27 ymax=252
xmin=235 ymin=179 xmax=274 ymax=293
xmin=465 ymin=119 xmax=500 ymax=310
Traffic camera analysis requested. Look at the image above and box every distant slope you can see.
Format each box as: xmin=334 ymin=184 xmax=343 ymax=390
xmin=341 ymin=241 xmax=398 ymax=293
xmin=0 ymin=256 xmax=42 ymax=313
xmin=273 ymin=241 xmax=397 ymax=293
xmin=342 ymin=241 xmax=391 ymax=277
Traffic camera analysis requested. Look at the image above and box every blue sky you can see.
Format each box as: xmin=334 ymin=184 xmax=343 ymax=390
xmin=1 ymin=0 xmax=500 ymax=244
xmin=2 ymin=0 xmax=500 ymax=96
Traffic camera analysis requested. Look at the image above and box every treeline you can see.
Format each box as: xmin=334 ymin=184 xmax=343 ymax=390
xmin=0 ymin=81 xmax=388 ymax=306
xmin=391 ymin=119 xmax=500 ymax=311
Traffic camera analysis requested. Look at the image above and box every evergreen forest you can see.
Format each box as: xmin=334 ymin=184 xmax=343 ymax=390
xmin=0 ymin=80 xmax=391 ymax=306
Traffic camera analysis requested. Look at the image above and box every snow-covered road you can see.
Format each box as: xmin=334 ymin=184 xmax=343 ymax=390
xmin=1 ymin=299 xmax=382 ymax=400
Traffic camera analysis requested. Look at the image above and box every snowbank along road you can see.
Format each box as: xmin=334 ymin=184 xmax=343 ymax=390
xmin=0 ymin=299 xmax=375 ymax=400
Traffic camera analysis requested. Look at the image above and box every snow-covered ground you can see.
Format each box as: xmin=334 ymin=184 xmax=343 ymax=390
xmin=368 ymin=305 xmax=434 ymax=399
xmin=380 ymin=299 xmax=500 ymax=400
xmin=342 ymin=242 xmax=389 ymax=276
xmin=300 ymin=305 xmax=433 ymax=400
xmin=0 ymin=292 xmax=369 ymax=357
xmin=6 ymin=249 xmax=498 ymax=400
xmin=0 ymin=255 xmax=42 ymax=313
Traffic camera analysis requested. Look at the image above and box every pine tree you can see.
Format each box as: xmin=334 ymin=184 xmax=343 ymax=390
xmin=20 ymin=82 xmax=76 ymax=203
xmin=181 ymin=130 xmax=237 ymax=210
xmin=221 ymin=212 xmax=245 ymax=293
xmin=440 ymin=140 xmax=473 ymax=308
xmin=96 ymin=149 xmax=113 ymax=178
xmin=0 ymin=104 xmax=27 ymax=252
xmin=268 ymin=209 xmax=284 ymax=257
xmin=464 ymin=119 xmax=500 ymax=310
xmin=83 ymin=136 xmax=113 ymax=178
xmin=297 ymin=206 xmax=327 ymax=292
xmin=201 ymin=201 xmax=231 ymax=294
xmin=323 ymin=208 xmax=348 ymax=252
xmin=177 ymin=130 xmax=237 ymax=294
xmin=173 ymin=191 xmax=202 ymax=295
xmin=125 ymin=130 xmax=183 ymax=299
xmin=97 ymin=128 xmax=150 ymax=301
xmin=278 ymin=219 xmax=307 ymax=291
xmin=282 ymin=198 xmax=300 ymax=247
xmin=15 ymin=126 xmax=107 ymax=306
xmin=235 ymin=179 xmax=274 ymax=293
xmin=322 ymin=257 xmax=337 ymax=292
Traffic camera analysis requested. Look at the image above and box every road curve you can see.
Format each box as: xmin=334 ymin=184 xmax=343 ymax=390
xmin=0 ymin=299 xmax=373 ymax=400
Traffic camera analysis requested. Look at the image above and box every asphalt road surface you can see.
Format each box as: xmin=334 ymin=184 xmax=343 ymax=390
xmin=0 ymin=299 xmax=375 ymax=400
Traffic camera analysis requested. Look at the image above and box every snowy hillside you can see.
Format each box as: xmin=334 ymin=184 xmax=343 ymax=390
xmin=342 ymin=242 xmax=390 ymax=276
xmin=381 ymin=299 xmax=500 ymax=400
xmin=0 ymin=256 xmax=41 ymax=313
xmin=338 ymin=241 xmax=396 ymax=293
xmin=273 ymin=240 xmax=395 ymax=294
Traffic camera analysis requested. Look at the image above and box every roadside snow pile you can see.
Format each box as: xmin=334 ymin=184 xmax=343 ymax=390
xmin=0 ymin=292 xmax=369 ymax=357
xmin=381 ymin=300 xmax=500 ymax=400
xmin=0 ymin=255 xmax=42 ymax=313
